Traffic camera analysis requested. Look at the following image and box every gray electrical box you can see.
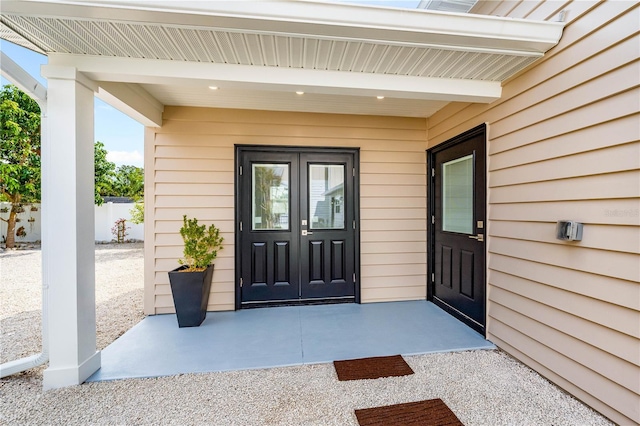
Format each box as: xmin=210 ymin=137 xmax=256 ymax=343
xmin=556 ymin=220 xmax=583 ymax=241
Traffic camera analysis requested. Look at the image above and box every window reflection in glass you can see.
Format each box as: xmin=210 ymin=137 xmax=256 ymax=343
xmin=309 ymin=164 xmax=345 ymax=230
xmin=252 ymin=164 xmax=289 ymax=230
xmin=442 ymin=154 xmax=473 ymax=234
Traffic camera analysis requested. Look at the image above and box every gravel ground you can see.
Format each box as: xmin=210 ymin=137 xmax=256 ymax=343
xmin=0 ymin=244 xmax=613 ymax=425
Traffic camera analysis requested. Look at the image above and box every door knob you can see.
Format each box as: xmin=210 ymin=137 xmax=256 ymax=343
xmin=468 ymin=234 xmax=484 ymax=242
xmin=302 ymin=230 xmax=313 ymax=236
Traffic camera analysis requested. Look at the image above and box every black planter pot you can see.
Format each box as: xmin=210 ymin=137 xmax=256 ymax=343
xmin=168 ymin=264 xmax=214 ymax=327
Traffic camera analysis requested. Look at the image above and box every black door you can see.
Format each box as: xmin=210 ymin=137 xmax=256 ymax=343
xmin=237 ymin=147 xmax=358 ymax=307
xmin=429 ymin=125 xmax=486 ymax=334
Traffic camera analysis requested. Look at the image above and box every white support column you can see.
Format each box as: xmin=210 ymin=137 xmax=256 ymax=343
xmin=40 ymin=65 xmax=100 ymax=389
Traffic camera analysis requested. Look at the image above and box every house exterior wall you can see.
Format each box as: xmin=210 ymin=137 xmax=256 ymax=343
xmin=144 ymin=108 xmax=428 ymax=314
xmin=428 ymin=1 xmax=640 ymax=424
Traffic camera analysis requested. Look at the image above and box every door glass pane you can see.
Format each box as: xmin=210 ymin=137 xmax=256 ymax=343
xmin=309 ymin=164 xmax=345 ymax=230
xmin=252 ymin=164 xmax=289 ymax=230
xmin=442 ymin=155 xmax=473 ymax=234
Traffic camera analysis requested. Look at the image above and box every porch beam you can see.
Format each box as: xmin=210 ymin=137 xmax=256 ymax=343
xmin=97 ymin=82 xmax=164 ymax=128
xmin=48 ymin=55 xmax=502 ymax=103
xmin=40 ymin=65 xmax=100 ymax=389
xmin=0 ymin=51 xmax=47 ymax=110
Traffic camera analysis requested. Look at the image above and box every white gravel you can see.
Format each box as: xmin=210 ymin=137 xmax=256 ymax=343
xmin=1 ymin=244 xmax=613 ymax=425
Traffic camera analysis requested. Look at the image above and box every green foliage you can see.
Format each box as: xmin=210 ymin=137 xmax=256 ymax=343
xmin=0 ymin=85 xmax=41 ymax=204
xmin=0 ymin=85 xmax=41 ymax=248
xmin=94 ymin=145 xmax=144 ymax=204
xmin=94 ymin=141 xmax=115 ymax=205
xmin=112 ymin=165 xmax=144 ymax=199
xmin=129 ymin=202 xmax=144 ymax=224
xmin=178 ymin=215 xmax=224 ymax=271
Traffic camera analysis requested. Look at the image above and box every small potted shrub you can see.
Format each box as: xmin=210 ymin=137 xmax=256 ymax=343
xmin=168 ymin=215 xmax=224 ymax=327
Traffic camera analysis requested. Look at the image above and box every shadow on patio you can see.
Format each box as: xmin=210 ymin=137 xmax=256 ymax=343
xmin=87 ymin=300 xmax=494 ymax=382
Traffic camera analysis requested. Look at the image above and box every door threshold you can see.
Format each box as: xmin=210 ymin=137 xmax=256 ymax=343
xmin=241 ymin=297 xmax=355 ymax=309
xmin=433 ymin=296 xmax=485 ymax=336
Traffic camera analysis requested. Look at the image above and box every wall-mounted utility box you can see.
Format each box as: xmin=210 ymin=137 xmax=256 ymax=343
xmin=556 ymin=220 xmax=583 ymax=241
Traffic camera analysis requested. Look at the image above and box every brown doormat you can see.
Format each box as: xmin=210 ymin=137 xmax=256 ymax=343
xmin=355 ymin=398 xmax=464 ymax=426
xmin=333 ymin=354 xmax=414 ymax=381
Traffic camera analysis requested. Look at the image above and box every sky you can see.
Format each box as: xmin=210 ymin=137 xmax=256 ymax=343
xmin=1 ymin=40 xmax=144 ymax=167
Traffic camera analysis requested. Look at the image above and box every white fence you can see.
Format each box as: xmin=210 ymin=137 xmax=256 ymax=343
xmin=1 ymin=202 xmax=144 ymax=243
xmin=94 ymin=202 xmax=144 ymax=242
xmin=0 ymin=202 xmax=41 ymax=242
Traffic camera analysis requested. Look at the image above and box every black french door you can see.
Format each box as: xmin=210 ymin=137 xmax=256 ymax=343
xmin=237 ymin=147 xmax=358 ymax=307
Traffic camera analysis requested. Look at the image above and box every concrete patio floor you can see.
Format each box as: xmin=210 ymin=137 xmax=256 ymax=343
xmin=87 ymin=300 xmax=495 ymax=382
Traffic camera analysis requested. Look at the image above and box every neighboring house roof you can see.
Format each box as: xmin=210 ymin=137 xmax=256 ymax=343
xmin=102 ymin=197 xmax=136 ymax=204
xmin=0 ymin=0 xmax=564 ymax=120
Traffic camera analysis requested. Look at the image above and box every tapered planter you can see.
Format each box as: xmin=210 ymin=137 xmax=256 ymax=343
xmin=168 ymin=264 xmax=214 ymax=327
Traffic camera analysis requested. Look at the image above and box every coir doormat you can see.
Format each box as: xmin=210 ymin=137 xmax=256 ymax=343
xmin=355 ymin=398 xmax=464 ymax=426
xmin=333 ymin=354 xmax=414 ymax=381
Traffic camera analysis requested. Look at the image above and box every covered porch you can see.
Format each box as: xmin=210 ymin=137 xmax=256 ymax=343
xmin=88 ymin=300 xmax=494 ymax=382
xmin=0 ymin=0 xmax=562 ymax=390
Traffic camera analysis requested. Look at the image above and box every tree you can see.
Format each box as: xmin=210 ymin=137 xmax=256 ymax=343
xmin=95 ymin=143 xmax=145 ymax=205
xmin=112 ymin=165 xmax=144 ymax=200
xmin=129 ymin=201 xmax=144 ymax=224
xmin=94 ymin=141 xmax=115 ymax=205
xmin=0 ymin=85 xmax=41 ymax=248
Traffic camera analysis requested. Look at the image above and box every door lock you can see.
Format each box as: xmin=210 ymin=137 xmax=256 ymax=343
xmin=468 ymin=234 xmax=484 ymax=242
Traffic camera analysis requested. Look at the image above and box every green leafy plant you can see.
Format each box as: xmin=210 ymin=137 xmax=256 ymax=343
xmin=178 ymin=215 xmax=223 ymax=271
xmin=112 ymin=165 xmax=144 ymax=199
xmin=129 ymin=201 xmax=144 ymax=224
xmin=94 ymin=141 xmax=115 ymax=206
xmin=0 ymin=85 xmax=41 ymax=248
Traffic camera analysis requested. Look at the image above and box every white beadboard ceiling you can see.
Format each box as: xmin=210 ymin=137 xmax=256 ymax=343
xmin=0 ymin=0 xmax=564 ymax=120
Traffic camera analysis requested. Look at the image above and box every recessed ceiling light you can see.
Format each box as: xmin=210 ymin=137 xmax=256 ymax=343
xmin=376 ymin=95 xmax=385 ymax=100
xmin=209 ymin=86 xmax=219 ymax=90
xmin=296 ymin=91 xmax=304 ymax=95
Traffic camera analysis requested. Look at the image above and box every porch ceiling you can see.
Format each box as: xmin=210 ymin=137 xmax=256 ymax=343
xmin=0 ymin=0 xmax=564 ymax=119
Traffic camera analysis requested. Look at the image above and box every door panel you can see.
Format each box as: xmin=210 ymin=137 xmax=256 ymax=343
xmin=240 ymin=152 xmax=299 ymax=302
xmin=430 ymin=125 xmax=486 ymax=334
xmin=300 ymin=153 xmax=355 ymax=299
xmin=238 ymin=148 xmax=357 ymax=306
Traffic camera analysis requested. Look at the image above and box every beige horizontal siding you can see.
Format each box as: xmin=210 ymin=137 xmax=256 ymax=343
xmin=488 ymin=199 xmax=639 ymax=225
xmin=490 ymin=171 xmax=639 ymax=203
xmin=489 ymin=253 xmax=640 ymax=312
xmin=489 ymin=111 xmax=639 ymax=167
xmin=146 ymin=108 xmax=428 ymax=315
xmin=430 ymin=1 xmax=640 ymax=424
xmin=489 ymin=305 xmax=639 ymax=396
xmin=360 ymin=230 xmax=426 ymax=242
xmin=488 ymin=279 xmax=639 ymax=364
xmin=489 ymin=221 xmax=640 ymax=255
xmin=490 ymin=143 xmax=640 ymax=185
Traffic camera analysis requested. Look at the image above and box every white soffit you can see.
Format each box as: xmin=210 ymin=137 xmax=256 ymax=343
xmin=0 ymin=0 xmax=564 ymax=117
xmin=0 ymin=21 xmax=45 ymax=53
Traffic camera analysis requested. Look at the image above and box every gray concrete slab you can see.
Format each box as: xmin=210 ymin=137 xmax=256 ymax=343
xmin=87 ymin=300 xmax=494 ymax=382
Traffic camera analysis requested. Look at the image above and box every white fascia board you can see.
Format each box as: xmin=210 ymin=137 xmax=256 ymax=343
xmin=96 ymin=82 xmax=163 ymax=127
xmin=48 ymin=54 xmax=502 ymax=103
xmin=0 ymin=51 xmax=47 ymax=110
xmin=3 ymin=1 xmax=564 ymax=54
